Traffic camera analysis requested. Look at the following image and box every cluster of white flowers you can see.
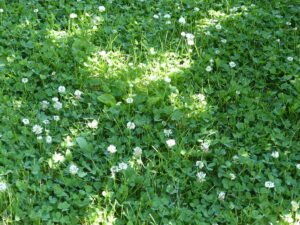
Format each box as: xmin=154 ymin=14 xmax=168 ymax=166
xmin=178 ymin=17 xmax=186 ymax=24
xmin=52 ymin=152 xmax=65 ymax=163
xmin=229 ymin=61 xmax=236 ymax=68
xmin=163 ymin=129 xmax=172 ymax=137
xmin=110 ymin=162 xmax=128 ymax=173
xmin=69 ymin=163 xmax=79 ymax=174
xmin=53 ymin=101 xmax=62 ymax=110
xmin=206 ymin=65 xmax=212 ymax=72
xmin=32 ymin=125 xmax=43 ymax=135
xmin=22 ymin=78 xmax=28 ymax=83
xmin=74 ymin=90 xmax=82 ymax=99
xmin=215 ymin=24 xmax=222 ymax=30
xmin=87 ymin=119 xmax=98 ymax=129
xmin=22 ymin=118 xmax=30 ymax=125
xmin=126 ymin=97 xmax=133 ymax=104
xmin=271 ymin=151 xmax=279 ymax=158
xmin=218 ymin=191 xmax=226 ymax=200
xmin=0 ymin=181 xmax=7 ymax=192
xmin=198 ymin=140 xmax=210 ymax=153
xmin=98 ymin=6 xmax=105 ymax=12
xmin=107 ymin=145 xmax=117 ymax=153
xmin=196 ymin=161 xmax=204 ymax=169
xmin=291 ymin=201 xmax=299 ymax=211
xmin=133 ymin=147 xmax=142 ymax=157
xmin=166 ymin=139 xmax=176 ymax=147
xmin=197 ymin=172 xmax=206 ymax=182
xmin=58 ymin=86 xmax=66 ymax=93
xmin=265 ymin=181 xmax=275 ymax=188
xmin=45 ymin=135 xmax=52 ymax=143
xmin=70 ymin=13 xmax=77 ymax=19
xmin=53 ymin=115 xmax=60 ymax=121
xmin=229 ymin=173 xmax=236 ymax=180
xmin=181 ymin=32 xmax=195 ymax=45
xmin=41 ymin=100 xmax=50 ymax=110
xmin=127 ymin=121 xmax=135 ymax=130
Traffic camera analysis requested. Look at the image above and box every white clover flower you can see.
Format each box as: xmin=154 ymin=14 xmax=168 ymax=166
xmin=133 ymin=147 xmax=142 ymax=157
xmin=185 ymin=33 xmax=194 ymax=40
xmin=178 ymin=17 xmax=186 ymax=24
xmin=153 ymin=14 xmax=159 ymax=19
xmin=215 ymin=24 xmax=222 ymax=30
xmin=107 ymin=145 xmax=117 ymax=153
xmin=0 ymin=181 xmax=7 ymax=192
xmin=230 ymin=7 xmax=238 ymax=12
xmin=53 ymin=116 xmax=60 ymax=121
xmin=282 ymin=214 xmax=294 ymax=223
xmin=236 ymin=90 xmax=241 ymax=95
xmin=42 ymin=120 xmax=50 ymax=125
xmin=181 ymin=32 xmax=186 ymax=37
xmin=0 ymin=9 xmax=4 ymax=13
xmin=287 ymin=57 xmax=294 ymax=62
xmin=291 ymin=201 xmax=299 ymax=212
xmin=229 ymin=173 xmax=236 ymax=180
xmin=194 ymin=7 xmax=200 ymax=12
xmin=206 ymin=66 xmax=212 ymax=72
xmin=58 ymin=86 xmax=66 ymax=93
xmin=32 ymin=125 xmax=43 ymax=135
xmin=164 ymin=77 xmax=171 ymax=82
xmin=45 ymin=135 xmax=52 ymax=143
xmin=286 ymin=22 xmax=291 ymax=26
xmin=201 ymin=142 xmax=210 ymax=150
xmin=22 ymin=78 xmax=28 ymax=83
xmin=41 ymin=100 xmax=50 ymax=109
xmin=98 ymin=6 xmax=106 ymax=12
xmin=166 ymin=139 xmax=176 ymax=147
xmin=74 ymin=90 xmax=82 ymax=97
xmin=166 ymin=20 xmax=171 ymax=25
xmin=126 ymin=97 xmax=133 ymax=104
xmin=163 ymin=129 xmax=172 ymax=137
xmin=233 ymin=155 xmax=239 ymax=161
xmin=22 ymin=118 xmax=30 ymax=125
xmin=37 ymin=136 xmax=43 ymax=140
xmin=53 ymin=101 xmax=62 ymax=110
xmin=52 ymin=152 xmax=64 ymax=163
xmin=221 ymin=39 xmax=227 ymax=43
xmin=33 ymin=9 xmax=39 ymax=13
xmin=164 ymin=14 xmax=171 ymax=19
xmin=276 ymin=39 xmax=280 ymax=42
xmin=70 ymin=13 xmax=78 ymax=19
xmin=187 ymin=39 xmax=194 ymax=46
xmin=69 ymin=164 xmax=79 ymax=175
xmin=197 ymin=172 xmax=206 ymax=182
xmin=215 ymin=49 xmax=220 ymax=54
xmin=297 ymin=164 xmax=300 ymax=169
xmin=52 ymin=97 xmax=59 ymax=102
xmin=265 ymin=181 xmax=275 ymax=188
xmin=87 ymin=119 xmax=98 ymax=129
xmin=271 ymin=151 xmax=279 ymax=158
xmin=196 ymin=161 xmax=204 ymax=169
xmin=218 ymin=191 xmax=226 ymax=200
xmin=110 ymin=166 xmax=120 ymax=173
xmin=229 ymin=61 xmax=236 ymax=68
xmin=118 ymin=162 xmax=128 ymax=170
xmin=127 ymin=122 xmax=135 ymax=130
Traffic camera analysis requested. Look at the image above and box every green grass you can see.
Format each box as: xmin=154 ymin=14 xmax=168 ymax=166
xmin=0 ymin=0 xmax=299 ymax=224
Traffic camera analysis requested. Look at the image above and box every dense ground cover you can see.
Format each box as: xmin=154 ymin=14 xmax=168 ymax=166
xmin=0 ymin=0 xmax=299 ymax=224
